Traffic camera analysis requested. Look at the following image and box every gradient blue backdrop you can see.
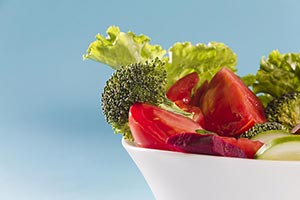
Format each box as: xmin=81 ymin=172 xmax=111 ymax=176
xmin=1 ymin=0 xmax=300 ymax=199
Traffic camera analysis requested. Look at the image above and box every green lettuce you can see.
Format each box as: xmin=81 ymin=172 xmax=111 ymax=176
xmin=83 ymin=26 xmax=166 ymax=69
xmin=164 ymin=42 xmax=237 ymax=88
xmin=251 ymin=50 xmax=300 ymax=106
xmin=84 ymin=26 xmax=238 ymax=89
xmin=240 ymin=74 xmax=256 ymax=87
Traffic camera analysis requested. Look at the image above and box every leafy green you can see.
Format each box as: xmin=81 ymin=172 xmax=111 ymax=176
xmin=251 ymin=50 xmax=300 ymax=106
xmin=83 ymin=26 xmax=166 ymax=69
xmin=164 ymin=42 xmax=237 ymax=89
xmin=84 ymin=26 xmax=238 ymax=89
xmin=196 ymin=129 xmax=217 ymax=135
xmin=240 ymin=74 xmax=256 ymax=87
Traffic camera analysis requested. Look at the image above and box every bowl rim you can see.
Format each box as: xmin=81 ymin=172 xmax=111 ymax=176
xmin=122 ymin=137 xmax=300 ymax=164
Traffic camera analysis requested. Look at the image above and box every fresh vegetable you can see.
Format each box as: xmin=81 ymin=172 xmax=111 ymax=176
xmin=166 ymin=72 xmax=205 ymax=126
xmin=198 ymin=68 xmax=267 ymax=137
xmin=239 ymin=122 xmax=289 ymax=139
xmin=84 ymin=25 xmax=300 ymax=160
xmin=234 ymin=137 xmax=264 ymax=158
xmin=190 ymin=80 xmax=209 ymax=107
xmin=167 ymin=133 xmax=263 ymax=158
xmin=84 ymin=26 xmax=238 ymax=90
xmin=166 ymin=72 xmax=199 ymax=105
xmin=246 ymin=130 xmax=292 ymax=143
xmin=129 ymin=103 xmax=202 ymax=151
xmin=83 ymin=26 xmax=166 ymax=70
xmin=163 ymin=42 xmax=237 ymax=89
xmin=171 ymin=100 xmax=205 ymax=127
xmin=265 ymin=91 xmax=300 ymax=129
xmin=255 ymin=135 xmax=300 ymax=160
xmin=291 ymin=124 xmax=300 ymax=134
xmin=101 ymin=58 xmax=195 ymax=140
xmin=91 ymin=26 xmax=237 ymax=140
xmin=247 ymin=50 xmax=300 ymax=106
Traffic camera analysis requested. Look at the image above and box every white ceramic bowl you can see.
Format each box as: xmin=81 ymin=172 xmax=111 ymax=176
xmin=122 ymin=138 xmax=300 ymax=200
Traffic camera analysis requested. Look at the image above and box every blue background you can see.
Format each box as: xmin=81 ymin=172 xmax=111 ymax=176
xmin=1 ymin=0 xmax=300 ymax=199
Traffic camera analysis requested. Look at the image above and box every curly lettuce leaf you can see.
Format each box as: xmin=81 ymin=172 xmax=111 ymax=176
xmin=84 ymin=26 xmax=238 ymax=90
xmin=83 ymin=26 xmax=166 ymax=69
xmin=241 ymin=74 xmax=256 ymax=87
xmin=252 ymin=50 xmax=300 ymax=106
xmin=164 ymin=42 xmax=237 ymax=88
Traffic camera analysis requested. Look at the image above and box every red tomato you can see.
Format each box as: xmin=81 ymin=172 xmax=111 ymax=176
xmin=190 ymin=80 xmax=208 ymax=107
xmin=174 ymin=100 xmax=205 ymax=127
xmin=166 ymin=72 xmax=205 ymax=126
xmin=129 ymin=103 xmax=203 ymax=151
xmin=166 ymin=72 xmax=199 ymax=104
xmin=221 ymin=137 xmax=264 ymax=158
xmin=199 ymin=68 xmax=266 ymax=137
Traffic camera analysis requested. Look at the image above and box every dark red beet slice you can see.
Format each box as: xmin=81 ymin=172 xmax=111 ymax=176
xmin=167 ymin=133 xmax=247 ymax=158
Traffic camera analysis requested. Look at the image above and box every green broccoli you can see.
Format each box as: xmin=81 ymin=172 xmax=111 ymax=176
xmin=101 ymin=58 xmax=192 ymax=140
xmin=239 ymin=122 xmax=289 ymax=139
xmin=265 ymin=91 xmax=300 ymax=129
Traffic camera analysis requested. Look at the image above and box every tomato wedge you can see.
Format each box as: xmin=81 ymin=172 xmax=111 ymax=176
xmin=129 ymin=103 xmax=203 ymax=151
xmin=166 ymin=72 xmax=205 ymax=127
xmin=190 ymin=80 xmax=209 ymax=107
xmin=166 ymin=72 xmax=199 ymax=104
xmin=221 ymin=137 xmax=264 ymax=158
xmin=173 ymin=100 xmax=205 ymax=127
xmin=199 ymin=68 xmax=266 ymax=137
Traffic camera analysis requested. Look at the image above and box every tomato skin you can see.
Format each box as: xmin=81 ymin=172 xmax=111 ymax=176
xmin=166 ymin=72 xmax=205 ymax=126
xmin=199 ymin=68 xmax=266 ymax=137
xmin=129 ymin=103 xmax=203 ymax=151
xmin=221 ymin=137 xmax=264 ymax=158
xmin=190 ymin=80 xmax=209 ymax=107
xmin=174 ymin=100 xmax=205 ymax=127
xmin=166 ymin=72 xmax=199 ymax=104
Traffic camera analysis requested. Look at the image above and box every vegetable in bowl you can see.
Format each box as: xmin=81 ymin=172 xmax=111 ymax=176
xmin=265 ymin=91 xmax=300 ymax=129
xmin=84 ymin=25 xmax=300 ymax=161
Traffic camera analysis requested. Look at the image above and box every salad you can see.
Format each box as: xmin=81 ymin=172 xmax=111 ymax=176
xmin=84 ymin=26 xmax=300 ymax=161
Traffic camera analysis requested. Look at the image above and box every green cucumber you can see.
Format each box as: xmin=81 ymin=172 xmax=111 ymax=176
xmin=250 ymin=130 xmax=292 ymax=143
xmin=255 ymin=135 xmax=300 ymax=161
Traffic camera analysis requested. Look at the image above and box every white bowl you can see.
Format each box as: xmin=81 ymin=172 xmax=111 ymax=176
xmin=122 ymin=138 xmax=300 ymax=200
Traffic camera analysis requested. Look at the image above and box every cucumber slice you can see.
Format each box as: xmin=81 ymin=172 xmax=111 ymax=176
xmin=250 ymin=130 xmax=292 ymax=143
xmin=255 ymin=135 xmax=300 ymax=161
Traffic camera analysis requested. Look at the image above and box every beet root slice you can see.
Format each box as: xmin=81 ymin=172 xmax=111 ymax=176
xmin=167 ymin=133 xmax=247 ymax=158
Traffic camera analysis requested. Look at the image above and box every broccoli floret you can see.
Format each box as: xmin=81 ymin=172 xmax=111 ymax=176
xmin=265 ymin=91 xmax=300 ymax=129
xmin=101 ymin=58 xmax=191 ymax=140
xmin=239 ymin=122 xmax=289 ymax=139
